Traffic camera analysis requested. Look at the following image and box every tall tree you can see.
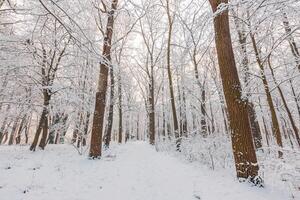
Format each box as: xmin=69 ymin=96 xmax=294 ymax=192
xmin=249 ymin=28 xmax=283 ymax=157
xmin=209 ymin=0 xmax=260 ymax=182
xmin=104 ymin=64 xmax=115 ymax=148
xmin=163 ymin=0 xmax=180 ymax=149
xmin=89 ymin=0 xmax=118 ymax=158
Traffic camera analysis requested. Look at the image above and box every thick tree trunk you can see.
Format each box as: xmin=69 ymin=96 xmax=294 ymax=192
xmin=30 ymin=88 xmax=50 ymax=151
xmin=30 ymin=106 xmax=48 ymax=151
xmin=38 ymin=92 xmax=50 ymax=150
xmin=89 ymin=0 xmax=118 ymax=158
xmin=209 ymin=0 xmax=259 ymax=181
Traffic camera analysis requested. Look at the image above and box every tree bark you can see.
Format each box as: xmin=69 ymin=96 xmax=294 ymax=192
xmin=249 ymin=31 xmax=283 ymax=157
xmin=30 ymin=106 xmax=48 ymax=151
xmin=38 ymin=92 xmax=50 ymax=150
xmin=165 ymin=0 xmax=180 ymax=149
xmin=209 ymin=0 xmax=260 ymax=181
xmin=232 ymin=10 xmax=262 ymax=149
xmin=104 ymin=65 xmax=115 ymax=148
xmin=282 ymin=12 xmax=300 ymax=71
xmin=89 ymin=0 xmax=118 ymax=158
xmin=15 ymin=115 xmax=27 ymax=144
xmin=267 ymin=56 xmax=300 ymax=147
xmin=148 ymin=68 xmax=155 ymax=145
xmin=8 ymin=119 xmax=19 ymax=145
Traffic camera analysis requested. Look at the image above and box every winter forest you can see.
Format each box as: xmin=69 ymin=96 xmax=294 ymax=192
xmin=0 ymin=0 xmax=300 ymax=199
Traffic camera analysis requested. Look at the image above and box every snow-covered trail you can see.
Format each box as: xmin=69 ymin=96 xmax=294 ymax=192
xmin=0 ymin=142 xmax=290 ymax=200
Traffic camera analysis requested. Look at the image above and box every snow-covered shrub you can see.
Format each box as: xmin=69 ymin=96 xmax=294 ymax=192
xmin=157 ymin=134 xmax=300 ymax=198
xmin=156 ymin=134 xmax=234 ymax=170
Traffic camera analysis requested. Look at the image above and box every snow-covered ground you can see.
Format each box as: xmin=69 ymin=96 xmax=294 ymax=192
xmin=0 ymin=142 xmax=291 ymax=200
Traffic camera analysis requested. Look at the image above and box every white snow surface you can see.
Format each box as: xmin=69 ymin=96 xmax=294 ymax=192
xmin=0 ymin=142 xmax=291 ymax=200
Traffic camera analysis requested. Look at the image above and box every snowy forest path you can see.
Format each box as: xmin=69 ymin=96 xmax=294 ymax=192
xmin=0 ymin=142 xmax=289 ymax=200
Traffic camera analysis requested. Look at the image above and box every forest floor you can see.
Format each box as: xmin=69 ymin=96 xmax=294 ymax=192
xmin=0 ymin=142 xmax=291 ymax=200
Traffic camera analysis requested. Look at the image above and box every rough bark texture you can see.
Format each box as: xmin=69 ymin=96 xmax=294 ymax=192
xmin=232 ymin=11 xmax=262 ymax=149
xmin=209 ymin=0 xmax=259 ymax=181
xmin=89 ymin=0 xmax=118 ymax=158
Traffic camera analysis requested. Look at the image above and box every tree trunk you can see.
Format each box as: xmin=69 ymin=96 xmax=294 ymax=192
xmin=104 ymin=65 xmax=115 ymax=148
xmin=165 ymin=0 xmax=180 ymax=149
xmin=30 ymin=106 xmax=48 ymax=151
xmin=118 ymin=73 xmax=123 ymax=144
xmin=0 ymin=104 xmax=10 ymax=144
xmin=209 ymin=0 xmax=260 ymax=182
xmin=82 ymin=112 xmax=90 ymax=146
xmin=76 ymin=114 xmax=84 ymax=148
xmin=72 ymin=112 xmax=81 ymax=144
xmin=8 ymin=119 xmax=19 ymax=145
xmin=249 ymin=31 xmax=283 ymax=157
xmin=267 ymin=56 xmax=300 ymax=147
xmin=282 ymin=12 xmax=300 ymax=71
xmin=148 ymin=70 xmax=155 ymax=145
xmin=200 ymin=88 xmax=207 ymax=136
xmin=48 ymin=114 xmax=59 ymax=144
xmin=288 ymin=79 xmax=300 ymax=125
xmin=24 ymin=115 xmax=32 ymax=144
xmin=89 ymin=0 xmax=118 ymax=158
xmin=232 ymin=10 xmax=262 ymax=149
xmin=15 ymin=115 xmax=27 ymax=144
xmin=38 ymin=92 xmax=50 ymax=150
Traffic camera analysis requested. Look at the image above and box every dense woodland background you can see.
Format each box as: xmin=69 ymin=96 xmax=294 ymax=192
xmin=0 ymin=0 xmax=300 ymax=197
